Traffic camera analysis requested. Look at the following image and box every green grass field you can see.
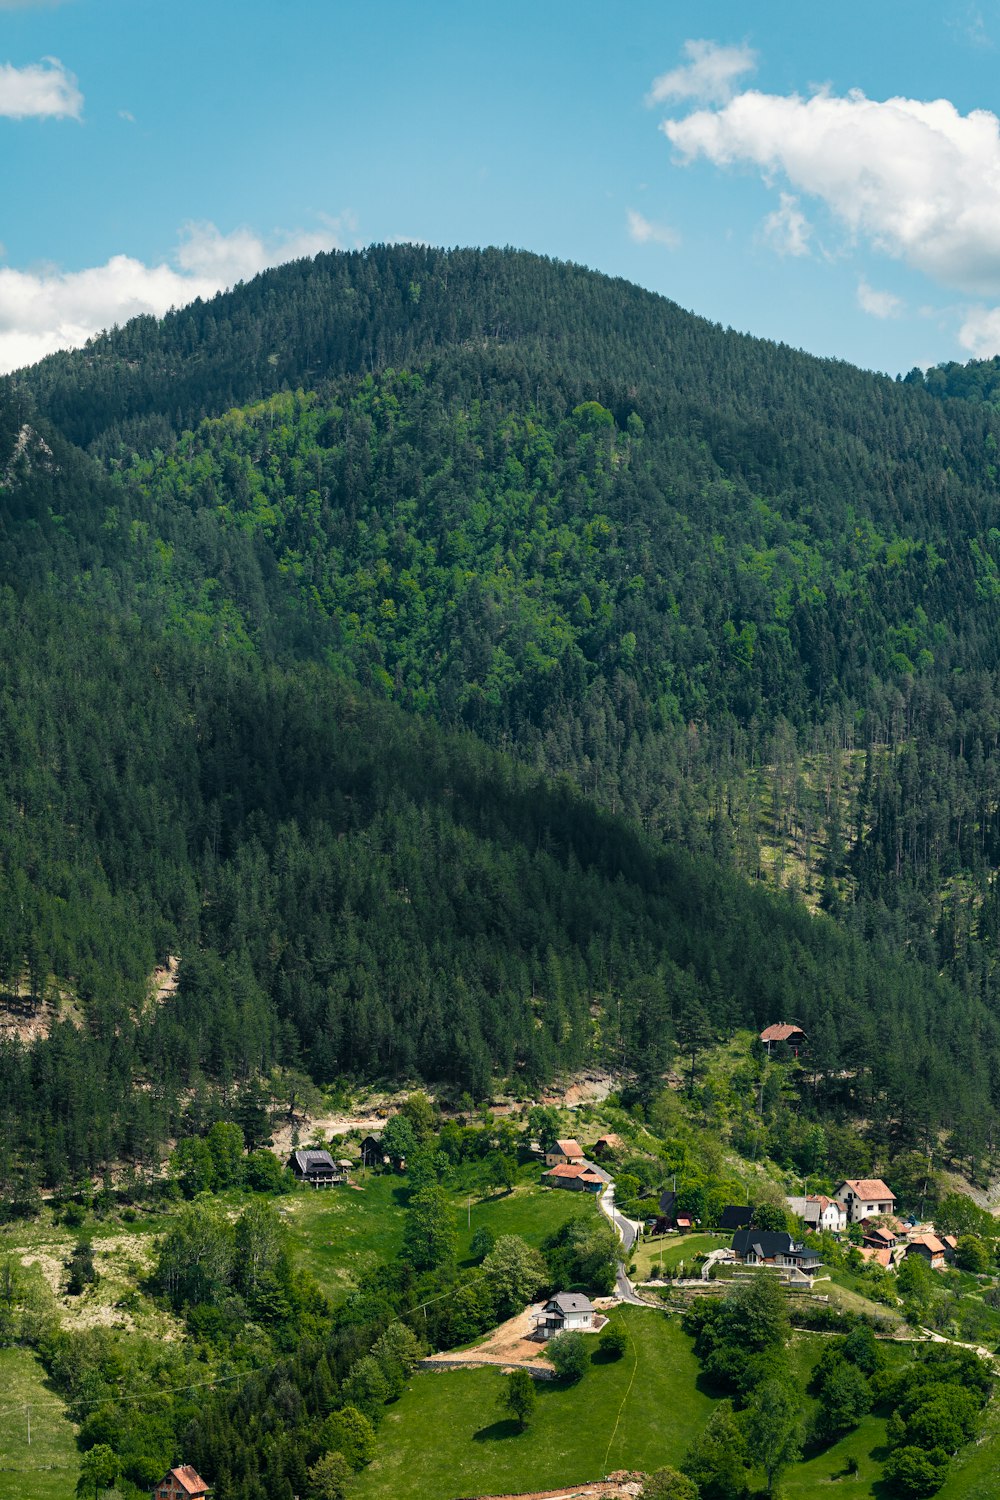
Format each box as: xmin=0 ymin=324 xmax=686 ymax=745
xmin=938 ymin=1397 xmax=1000 ymax=1498
xmin=0 ymin=1348 xmax=79 ymax=1500
xmin=283 ymin=1165 xmax=592 ymax=1296
xmin=353 ymin=1307 xmax=715 ymax=1500
xmin=632 ymin=1233 xmax=728 ymax=1281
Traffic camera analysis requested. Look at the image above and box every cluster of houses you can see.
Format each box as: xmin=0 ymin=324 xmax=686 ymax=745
xmin=539 ymin=1137 xmax=608 ymax=1194
xmin=283 ymin=1132 xmax=389 ymax=1188
xmin=648 ymin=1171 xmax=962 ymax=1284
xmin=785 ymin=1179 xmax=962 ymax=1270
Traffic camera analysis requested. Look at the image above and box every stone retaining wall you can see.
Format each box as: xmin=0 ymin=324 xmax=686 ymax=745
xmin=417 ymin=1356 xmax=555 ymax=1379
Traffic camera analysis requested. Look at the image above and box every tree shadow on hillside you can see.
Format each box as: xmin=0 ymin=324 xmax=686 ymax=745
xmin=473 ymin=1418 xmax=524 ymax=1442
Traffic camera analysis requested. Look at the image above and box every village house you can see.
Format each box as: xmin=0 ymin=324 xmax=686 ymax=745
xmin=360 ymin=1133 xmax=385 ymax=1168
xmin=862 ymin=1224 xmax=897 ymax=1252
xmin=542 ymin=1162 xmax=604 ymax=1193
xmin=655 ymin=1189 xmax=692 ymax=1232
xmin=151 ymin=1466 xmax=209 ymax=1500
xmin=834 ymin=1178 xmax=896 ymax=1224
xmin=544 ymin=1138 xmax=586 ymax=1167
xmin=730 ymin=1229 xmax=822 ymax=1274
xmin=592 ymin=1134 xmax=625 ymax=1158
xmin=717 ymin=1205 xmax=753 ymax=1232
xmin=859 ymin=1245 xmax=893 ymax=1269
xmin=533 ymin=1292 xmax=596 ymax=1340
xmin=904 ymin=1233 xmax=952 ymax=1270
xmin=787 ymin=1194 xmax=848 ymax=1233
xmin=759 ymin=1023 xmax=807 ymax=1057
xmin=286 ymin=1148 xmax=342 ymax=1187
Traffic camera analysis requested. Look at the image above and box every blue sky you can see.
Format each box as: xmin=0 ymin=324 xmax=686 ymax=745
xmin=4 ymin=0 xmax=1000 ymax=375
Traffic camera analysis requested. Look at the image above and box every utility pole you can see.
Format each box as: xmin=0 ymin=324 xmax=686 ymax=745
xmin=25 ymin=1404 xmax=29 ymax=1446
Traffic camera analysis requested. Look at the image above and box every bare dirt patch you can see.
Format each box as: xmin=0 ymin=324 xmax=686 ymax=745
xmin=424 ymin=1303 xmax=608 ymax=1373
xmin=269 ymin=1111 xmax=391 ymax=1158
xmin=149 ymin=955 xmax=180 ymax=1005
xmin=0 ymin=987 xmax=81 ymax=1044
xmin=540 ymin=1070 xmax=622 ymax=1109
xmin=467 ymin=1475 xmax=644 ymax=1500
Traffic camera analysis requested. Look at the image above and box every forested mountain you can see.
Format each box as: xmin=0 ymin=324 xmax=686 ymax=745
xmin=4 ymin=245 xmax=1000 ymax=1186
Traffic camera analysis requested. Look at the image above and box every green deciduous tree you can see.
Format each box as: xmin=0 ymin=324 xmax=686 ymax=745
xmin=599 ymin=1323 xmax=628 ymax=1359
xmin=402 ymin=1184 xmax=456 ymax=1271
xmin=319 ymin=1406 xmax=377 ymax=1471
xmin=307 ymin=1450 xmax=353 ymax=1500
xmin=480 ymin=1235 xmax=547 ymax=1319
xmin=499 ymin=1367 xmax=537 ymax=1430
xmin=683 ymin=1401 xmax=749 ymax=1500
xmin=641 ymin=1469 xmax=699 ymax=1500
xmin=745 ymin=1376 xmax=802 ymax=1496
xmin=76 ymin=1444 xmax=120 ymax=1498
xmin=546 ymin=1330 xmax=588 ymax=1382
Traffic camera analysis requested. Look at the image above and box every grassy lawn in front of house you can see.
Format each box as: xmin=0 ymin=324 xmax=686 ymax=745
xmin=353 ymin=1306 xmax=715 ymax=1500
xmin=631 ymin=1233 xmax=729 ymax=1282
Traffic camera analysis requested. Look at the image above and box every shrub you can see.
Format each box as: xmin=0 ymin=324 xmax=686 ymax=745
xmin=641 ymin=1468 xmax=699 ymax=1499
xmin=546 ymin=1330 xmax=588 ymax=1382
xmin=599 ymin=1324 xmax=628 ymax=1359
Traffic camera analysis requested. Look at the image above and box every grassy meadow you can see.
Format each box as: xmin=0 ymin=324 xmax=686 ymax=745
xmin=283 ymin=1161 xmax=592 ymax=1294
xmin=353 ymin=1307 xmax=714 ymax=1500
xmin=631 ymin=1232 xmax=729 ymax=1282
xmin=0 ymin=1349 xmax=79 ymax=1500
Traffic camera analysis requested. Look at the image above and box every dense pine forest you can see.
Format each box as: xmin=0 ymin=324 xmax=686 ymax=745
xmin=4 ymin=245 xmax=1000 ymax=1190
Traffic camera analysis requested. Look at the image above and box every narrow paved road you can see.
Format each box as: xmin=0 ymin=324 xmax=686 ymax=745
xmin=598 ymin=1183 xmax=645 ymax=1305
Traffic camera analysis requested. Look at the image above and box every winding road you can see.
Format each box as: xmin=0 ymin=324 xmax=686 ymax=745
xmin=596 ymin=1179 xmax=646 ymax=1305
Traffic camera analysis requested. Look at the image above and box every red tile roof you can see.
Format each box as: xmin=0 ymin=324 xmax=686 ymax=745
xmin=554 ymin=1139 xmax=584 ymax=1157
xmin=909 ymin=1233 xmax=946 ymax=1254
xmin=840 ymin=1179 xmax=895 ymax=1200
xmin=168 ymin=1467 xmax=209 ymax=1497
xmin=544 ymin=1163 xmax=601 ymax=1181
xmin=760 ymin=1023 xmax=806 ymax=1042
xmin=859 ymin=1246 xmax=892 ymax=1267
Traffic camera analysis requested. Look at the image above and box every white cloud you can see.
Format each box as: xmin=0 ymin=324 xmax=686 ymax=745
xmin=857 ymin=277 xmax=904 ymax=319
xmin=0 ymin=57 xmax=81 ymax=119
xmin=0 ymin=218 xmax=355 ymax=374
xmin=662 ymin=87 xmax=1000 ymax=298
xmin=762 ymin=193 xmax=811 ymax=257
xmin=959 ymin=304 xmax=1000 ymax=354
xmin=655 ymin=72 xmax=1000 ymax=356
xmin=626 ymin=209 xmax=680 ymax=249
xmin=648 ymin=39 xmax=756 ymax=106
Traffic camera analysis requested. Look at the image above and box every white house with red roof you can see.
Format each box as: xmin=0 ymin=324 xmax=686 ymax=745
xmin=787 ymin=1193 xmax=847 ymax=1233
xmin=834 ymin=1179 xmax=896 ymax=1224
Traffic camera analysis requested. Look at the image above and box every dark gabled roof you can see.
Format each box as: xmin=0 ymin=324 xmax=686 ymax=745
xmin=546 ymin=1292 xmax=594 ymax=1315
xmin=659 ymin=1189 xmax=678 ymax=1216
xmin=290 ymin=1149 xmax=337 ymax=1172
xmin=731 ymin=1229 xmax=797 ymax=1258
xmin=719 ymin=1205 xmax=753 ymax=1230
